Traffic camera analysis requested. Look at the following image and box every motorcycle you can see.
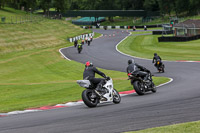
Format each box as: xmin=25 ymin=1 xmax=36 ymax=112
xmin=128 ymin=71 xmax=157 ymax=95
xmin=77 ymin=44 xmax=82 ymax=54
xmin=87 ymin=40 xmax=91 ymax=46
xmin=74 ymin=40 xmax=78 ymax=47
xmin=155 ymin=59 xmax=165 ymax=73
xmin=77 ymin=77 xmax=121 ymax=108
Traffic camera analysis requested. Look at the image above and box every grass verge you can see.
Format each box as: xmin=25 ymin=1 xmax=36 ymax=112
xmin=125 ymin=120 xmax=200 ymax=133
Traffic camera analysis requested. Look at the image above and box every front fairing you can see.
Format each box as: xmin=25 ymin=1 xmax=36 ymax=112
xmin=101 ymin=79 xmax=114 ymax=102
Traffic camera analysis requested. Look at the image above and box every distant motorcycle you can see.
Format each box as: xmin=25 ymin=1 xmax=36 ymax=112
xmin=88 ymin=40 xmax=91 ymax=46
xmin=128 ymin=71 xmax=156 ymax=95
xmin=77 ymin=44 xmax=82 ymax=54
xmin=77 ymin=77 xmax=121 ymax=107
xmin=74 ymin=40 xmax=78 ymax=47
xmin=155 ymin=59 xmax=165 ymax=73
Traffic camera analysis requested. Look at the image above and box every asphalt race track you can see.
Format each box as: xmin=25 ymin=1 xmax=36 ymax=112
xmin=0 ymin=29 xmax=200 ymax=133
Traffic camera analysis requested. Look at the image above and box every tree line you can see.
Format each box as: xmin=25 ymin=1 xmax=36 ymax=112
xmin=0 ymin=0 xmax=200 ymax=17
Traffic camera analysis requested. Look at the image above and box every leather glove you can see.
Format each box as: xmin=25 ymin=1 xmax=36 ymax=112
xmin=106 ymin=76 xmax=110 ymax=80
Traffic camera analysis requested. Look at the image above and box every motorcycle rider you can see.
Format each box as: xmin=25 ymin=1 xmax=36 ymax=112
xmin=81 ymin=39 xmax=84 ymax=45
xmin=152 ymin=53 xmax=162 ymax=69
xmin=90 ymin=36 xmax=93 ymax=42
xmin=77 ymin=43 xmax=83 ymax=53
xmin=74 ymin=39 xmax=78 ymax=47
xmin=83 ymin=61 xmax=107 ymax=96
xmin=127 ymin=59 xmax=150 ymax=82
xmin=87 ymin=36 xmax=91 ymax=46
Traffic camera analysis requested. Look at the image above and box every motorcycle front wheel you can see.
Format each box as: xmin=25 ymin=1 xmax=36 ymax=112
xmin=162 ymin=64 xmax=165 ymax=73
xmin=112 ymin=88 xmax=121 ymax=104
xmin=151 ymin=82 xmax=157 ymax=93
xmin=82 ymin=89 xmax=99 ymax=108
xmin=133 ymin=80 xmax=145 ymax=95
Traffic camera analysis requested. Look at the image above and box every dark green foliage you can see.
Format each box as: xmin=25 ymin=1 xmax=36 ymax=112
xmin=0 ymin=0 xmax=199 ymax=16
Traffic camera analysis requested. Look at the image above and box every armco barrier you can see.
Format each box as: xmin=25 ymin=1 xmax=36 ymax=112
xmin=158 ymin=34 xmax=200 ymax=42
xmin=153 ymin=30 xmax=173 ymax=35
xmin=82 ymin=24 xmax=163 ymax=29
xmin=68 ymin=32 xmax=94 ymax=42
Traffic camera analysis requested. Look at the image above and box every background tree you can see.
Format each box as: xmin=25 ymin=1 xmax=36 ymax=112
xmin=1 ymin=0 xmax=199 ymax=17
xmin=158 ymin=0 xmax=173 ymax=16
xmin=19 ymin=0 xmax=38 ymax=12
xmin=189 ymin=0 xmax=200 ymax=15
xmin=144 ymin=0 xmax=159 ymax=11
xmin=38 ymin=0 xmax=52 ymax=15
xmin=174 ymin=0 xmax=189 ymax=16
xmin=53 ymin=0 xmax=67 ymax=13
xmin=0 ymin=0 xmax=6 ymax=9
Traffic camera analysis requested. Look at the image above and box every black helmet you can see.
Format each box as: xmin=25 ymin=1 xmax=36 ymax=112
xmin=128 ymin=59 xmax=132 ymax=65
xmin=154 ymin=53 xmax=157 ymax=56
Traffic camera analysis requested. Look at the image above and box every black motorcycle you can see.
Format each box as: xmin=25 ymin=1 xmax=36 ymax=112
xmin=155 ymin=59 xmax=165 ymax=73
xmin=128 ymin=71 xmax=156 ymax=95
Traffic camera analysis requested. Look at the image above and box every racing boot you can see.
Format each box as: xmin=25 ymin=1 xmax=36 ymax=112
xmin=95 ymin=84 xmax=103 ymax=95
xmin=95 ymin=84 xmax=106 ymax=100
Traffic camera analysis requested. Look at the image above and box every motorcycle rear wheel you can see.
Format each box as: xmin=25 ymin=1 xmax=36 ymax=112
xmin=113 ymin=88 xmax=121 ymax=104
xmin=133 ymin=80 xmax=145 ymax=95
xmin=82 ymin=89 xmax=99 ymax=108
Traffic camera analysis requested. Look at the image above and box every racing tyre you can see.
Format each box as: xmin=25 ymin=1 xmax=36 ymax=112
xmin=133 ymin=80 xmax=145 ymax=95
xmin=151 ymin=82 xmax=157 ymax=93
xmin=113 ymin=88 xmax=121 ymax=104
xmin=162 ymin=65 xmax=165 ymax=73
xmin=82 ymin=89 xmax=99 ymax=108
xmin=78 ymin=49 xmax=81 ymax=54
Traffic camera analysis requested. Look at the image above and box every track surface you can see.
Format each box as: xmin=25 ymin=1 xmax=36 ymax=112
xmin=0 ymin=29 xmax=200 ymax=133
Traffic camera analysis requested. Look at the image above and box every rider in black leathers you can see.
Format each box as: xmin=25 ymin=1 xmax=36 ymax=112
xmin=127 ymin=59 xmax=150 ymax=82
xmin=152 ymin=53 xmax=162 ymax=69
xmin=74 ymin=39 xmax=78 ymax=47
xmin=83 ymin=61 xmax=107 ymax=93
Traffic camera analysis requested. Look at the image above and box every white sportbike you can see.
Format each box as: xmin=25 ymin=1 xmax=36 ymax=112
xmin=77 ymin=77 xmax=121 ymax=107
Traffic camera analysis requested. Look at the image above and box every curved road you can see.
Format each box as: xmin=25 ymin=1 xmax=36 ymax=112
xmin=0 ymin=29 xmax=200 ymax=133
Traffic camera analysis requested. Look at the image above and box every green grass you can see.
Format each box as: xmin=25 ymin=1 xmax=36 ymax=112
xmin=131 ymin=31 xmax=152 ymax=35
xmin=35 ymin=8 xmax=56 ymax=13
xmin=0 ymin=7 xmax=27 ymax=17
xmin=0 ymin=19 xmax=91 ymax=55
xmin=118 ymin=32 xmax=200 ymax=61
xmin=125 ymin=120 xmax=200 ymax=133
